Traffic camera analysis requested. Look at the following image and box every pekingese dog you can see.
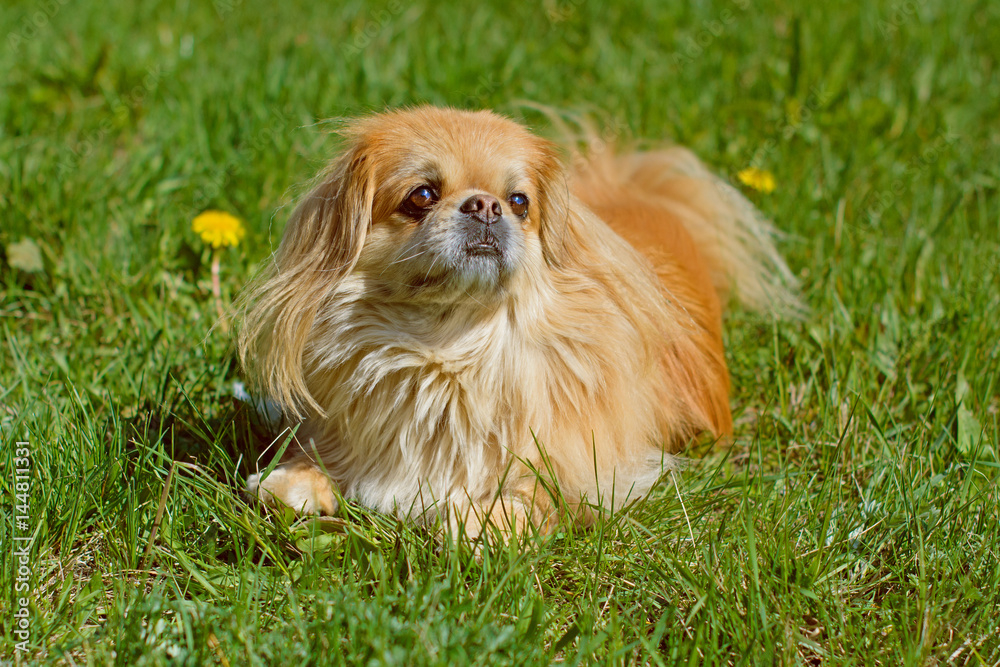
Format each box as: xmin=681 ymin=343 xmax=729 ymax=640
xmin=238 ymin=106 xmax=799 ymax=537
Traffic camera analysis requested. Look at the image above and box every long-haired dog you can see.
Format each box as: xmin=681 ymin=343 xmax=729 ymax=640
xmin=238 ymin=106 xmax=799 ymax=537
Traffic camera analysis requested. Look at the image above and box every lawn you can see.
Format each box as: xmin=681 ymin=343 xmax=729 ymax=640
xmin=2 ymin=0 xmax=999 ymax=664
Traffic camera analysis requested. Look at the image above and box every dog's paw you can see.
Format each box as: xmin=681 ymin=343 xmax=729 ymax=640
xmin=246 ymin=461 xmax=339 ymax=516
xmin=448 ymin=491 xmax=556 ymax=545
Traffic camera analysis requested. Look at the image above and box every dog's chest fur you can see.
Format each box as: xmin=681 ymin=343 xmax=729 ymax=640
xmin=298 ymin=274 xmax=666 ymax=518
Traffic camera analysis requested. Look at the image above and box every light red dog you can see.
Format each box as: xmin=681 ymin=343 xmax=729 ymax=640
xmin=239 ymin=106 xmax=799 ymax=536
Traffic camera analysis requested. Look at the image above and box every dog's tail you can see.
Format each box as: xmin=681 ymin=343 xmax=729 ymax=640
xmin=596 ymin=147 xmax=804 ymax=316
xmin=530 ymin=107 xmax=805 ymax=317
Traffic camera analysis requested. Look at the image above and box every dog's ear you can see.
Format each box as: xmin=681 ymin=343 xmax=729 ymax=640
xmin=237 ymin=140 xmax=376 ymax=418
xmin=532 ymin=139 xmax=579 ymax=269
xmin=278 ymin=143 xmax=376 ymax=278
xmin=535 ymin=139 xmax=613 ymax=276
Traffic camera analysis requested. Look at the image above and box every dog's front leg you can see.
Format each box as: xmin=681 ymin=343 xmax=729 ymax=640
xmin=450 ymin=487 xmax=556 ymax=541
xmin=246 ymin=458 xmax=339 ymax=515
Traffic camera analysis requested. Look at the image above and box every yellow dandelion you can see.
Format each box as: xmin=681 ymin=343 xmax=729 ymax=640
xmin=737 ymin=167 xmax=776 ymax=194
xmin=192 ymin=210 xmax=245 ymax=248
xmin=191 ymin=210 xmax=244 ymax=333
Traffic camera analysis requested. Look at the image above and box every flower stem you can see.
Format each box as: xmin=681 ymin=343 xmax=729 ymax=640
xmin=211 ymin=249 xmax=229 ymax=333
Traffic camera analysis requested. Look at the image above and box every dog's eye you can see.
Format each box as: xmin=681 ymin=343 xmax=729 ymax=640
xmin=509 ymin=192 xmax=530 ymax=217
xmin=402 ymin=185 xmax=438 ymax=217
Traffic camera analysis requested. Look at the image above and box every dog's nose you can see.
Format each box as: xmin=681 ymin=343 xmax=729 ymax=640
xmin=460 ymin=194 xmax=503 ymax=225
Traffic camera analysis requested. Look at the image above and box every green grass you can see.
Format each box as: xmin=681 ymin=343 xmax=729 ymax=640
xmin=2 ymin=0 xmax=999 ymax=663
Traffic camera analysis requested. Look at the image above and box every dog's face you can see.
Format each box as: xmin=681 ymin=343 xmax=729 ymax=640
xmin=242 ymin=107 xmax=572 ymax=415
xmin=314 ymin=107 xmax=566 ymax=301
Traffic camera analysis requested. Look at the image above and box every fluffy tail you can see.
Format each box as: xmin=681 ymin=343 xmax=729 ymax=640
xmin=588 ymin=147 xmax=804 ymax=317
xmin=530 ymin=106 xmax=805 ymax=317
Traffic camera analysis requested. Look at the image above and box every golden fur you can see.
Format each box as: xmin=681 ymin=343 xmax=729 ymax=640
xmin=238 ymin=106 xmax=799 ymax=536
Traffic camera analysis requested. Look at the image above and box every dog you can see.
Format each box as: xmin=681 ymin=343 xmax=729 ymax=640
xmin=238 ymin=106 xmax=800 ymax=537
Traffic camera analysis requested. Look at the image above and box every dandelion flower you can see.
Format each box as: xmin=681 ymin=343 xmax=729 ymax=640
xmin=191 ymin=210 xmax=244 ymax=333
xmin=192 ymin=210 xmax=245 ymax=248
xmin=737 ymin=167 xmax=776 ymax=194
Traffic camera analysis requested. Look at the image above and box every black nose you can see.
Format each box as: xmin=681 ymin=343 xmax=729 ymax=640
xmin=460 ymin=194 xmax=502 ymax=225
